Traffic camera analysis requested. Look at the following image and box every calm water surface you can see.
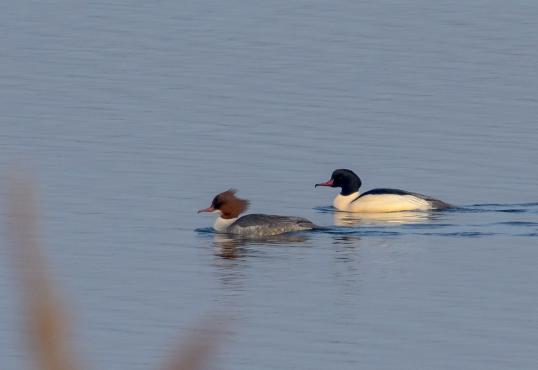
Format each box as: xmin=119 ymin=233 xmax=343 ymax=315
xmin=1 ymin=1 xmax=537 ymax=369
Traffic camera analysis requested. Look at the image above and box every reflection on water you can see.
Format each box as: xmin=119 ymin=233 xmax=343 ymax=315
xmin=332 ymin=210 xmax=435 ymax=226
xmin=212 ymin=232 xmax=310 ymax=259
xmin=212 ymin=234 xmax=248 ymax=260
xmin=330 ymin=234 xmax=362 ymax=245
xmin=210 ymin=232 xmax=315 ymax=313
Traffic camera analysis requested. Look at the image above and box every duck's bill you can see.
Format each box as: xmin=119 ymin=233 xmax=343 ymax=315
xmin=197 ymin=207 xmax=215 ymax=213
xmin=315 ymin=179 xmax=334 ymax=187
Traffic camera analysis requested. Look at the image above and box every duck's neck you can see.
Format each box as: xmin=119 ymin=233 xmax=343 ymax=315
xmin=341 ymin=176 xmax=361 ymax=195
xmin=213 ymin=216 xmax=238 ymax=232
xmin=333 ymin=192 xmax=360 ymax=211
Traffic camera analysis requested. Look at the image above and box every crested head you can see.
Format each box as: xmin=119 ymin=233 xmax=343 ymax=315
xmin=209 ymin=189 xmax=250 ymax=219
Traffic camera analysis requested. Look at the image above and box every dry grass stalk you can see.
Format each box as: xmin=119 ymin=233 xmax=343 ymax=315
xmin=6 ymin=177 xmax=80 ymax=370
xmin=5 ymin=175 xmax=222 ymax=370
xmin=161 ymin=320 xmax=223 ymax=370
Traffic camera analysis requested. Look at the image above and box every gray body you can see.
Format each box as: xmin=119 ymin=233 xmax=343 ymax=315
xmin=227 ymin=214 xmax=317 ymax=237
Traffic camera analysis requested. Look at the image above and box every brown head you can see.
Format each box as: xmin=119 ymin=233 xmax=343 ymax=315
xmin=198 ymin=189 xmax=250 ymax=219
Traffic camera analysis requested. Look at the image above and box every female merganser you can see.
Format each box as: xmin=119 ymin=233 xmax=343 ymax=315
xmin=315 ymin=169 xmax=453 ymax=212
xmin=198 ymin=189 xmax=316 ymax=236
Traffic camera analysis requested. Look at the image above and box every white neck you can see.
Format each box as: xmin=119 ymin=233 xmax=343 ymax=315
xmin=213 ymin=216 xmax=238 ymax=232
xmin=333 ymin=192 xmax=360 ymax=211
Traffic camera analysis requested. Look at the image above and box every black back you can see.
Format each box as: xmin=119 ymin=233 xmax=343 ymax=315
xmin=358 ymin=188 xmax=413 ymax=197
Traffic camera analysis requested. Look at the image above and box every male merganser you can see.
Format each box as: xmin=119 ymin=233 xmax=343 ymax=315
xmin=315 ymin=169 xmax=453 ymax=212
xmin=198 ymin=189 xmax=316 ymax=236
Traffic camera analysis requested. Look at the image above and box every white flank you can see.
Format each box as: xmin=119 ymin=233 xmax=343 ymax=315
xmin=334 ymin=193 xmax=432 ymax=212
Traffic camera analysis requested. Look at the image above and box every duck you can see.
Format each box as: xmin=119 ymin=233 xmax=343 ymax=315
xmin=198 ymin=189 xmax=317 ymax=236
xmin=315 ymin=169 xmax=452 ymax=212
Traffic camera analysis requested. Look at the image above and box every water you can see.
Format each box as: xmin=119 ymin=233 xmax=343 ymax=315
xmin=1 ymin=1 xmax=538 ymax=369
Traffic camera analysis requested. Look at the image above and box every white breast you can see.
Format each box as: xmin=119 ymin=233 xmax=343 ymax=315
xmin=213 ymin=216 xmax=238 ymax=232
xmin=333 ymin=193 xmax=360 ymax=210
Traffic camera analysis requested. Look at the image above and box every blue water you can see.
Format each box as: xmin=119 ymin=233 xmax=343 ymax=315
xmin=1 ymin=1 xmax=538 ymax=369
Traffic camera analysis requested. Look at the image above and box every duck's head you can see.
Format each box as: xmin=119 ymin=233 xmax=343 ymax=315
xmin=315 ymin=169 xmax=362 ymax=195
xmin=198 ymin=189 xmax=250 ymax=219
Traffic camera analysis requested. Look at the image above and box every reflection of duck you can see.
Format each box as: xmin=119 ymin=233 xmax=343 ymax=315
xmin=331 ymin=234 xmax=362 ymax=245
xmin=212 ymin=233 xmax=246 ymax=259
xmin=332 ymin=210 xmax=433 ymax=226
xmin=212 ymin=233 xmax=310 ymax=259
xmin=316 ymin=169 xmax=453 ymax=212
xmin=198 ymin=189 xmax=317 ymax=237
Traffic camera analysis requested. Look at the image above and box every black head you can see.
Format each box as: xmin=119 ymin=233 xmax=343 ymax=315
xmin=315 ymin=169 xmax=362 ymax=196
